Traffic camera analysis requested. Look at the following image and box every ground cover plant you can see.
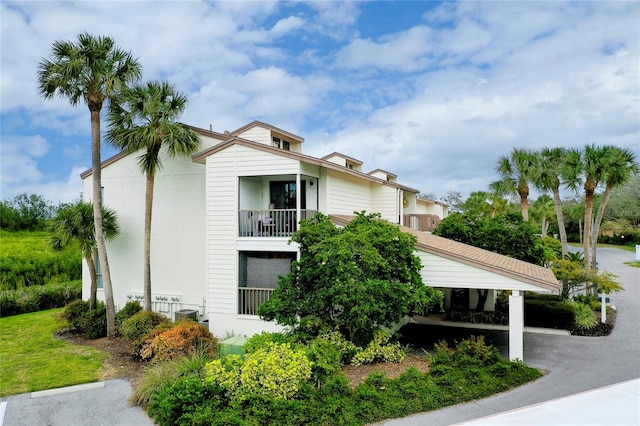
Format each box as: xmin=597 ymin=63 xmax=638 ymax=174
xmin=142 ymin=333 xmax=541 ymax=426
xmin=0 ymin=308 xmax=105 ymax=396
xmin=0 ymin=230 xmax=82 ymax=290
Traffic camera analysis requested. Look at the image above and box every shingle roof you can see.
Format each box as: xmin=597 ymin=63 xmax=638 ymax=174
xmin=330 ymin=215 xmax=560 ymax=293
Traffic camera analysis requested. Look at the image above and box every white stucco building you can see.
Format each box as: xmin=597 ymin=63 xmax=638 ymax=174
xmin=82 ymin=120 xmax=559 ymax=361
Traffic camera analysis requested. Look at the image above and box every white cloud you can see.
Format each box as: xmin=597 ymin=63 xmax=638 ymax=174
xmin=271 ymin=16 xmax=306 ymax=37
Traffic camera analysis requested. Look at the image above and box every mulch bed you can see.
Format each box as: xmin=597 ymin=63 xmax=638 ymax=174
xmin=569 ymin=308 xmax=616 ymax=336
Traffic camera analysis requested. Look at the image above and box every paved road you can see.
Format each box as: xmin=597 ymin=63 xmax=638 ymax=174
xmin=383 ymin=247 xmax=640 ymax=425
xmin=2 ymin=248 xmax=637 ymax=426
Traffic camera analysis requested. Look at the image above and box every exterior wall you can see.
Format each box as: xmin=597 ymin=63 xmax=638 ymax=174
xmin=325 ymin=169 xmax=373 ymax=215
xmin=371 ymin=185 xmax=400 ymax=223
xmin=238 ymin=127 xmax=270 ymax=145
xmin=82 ymin=138 xmax=219 ymax=318
xmin=205 ymin=144 xmax=301 ymax=338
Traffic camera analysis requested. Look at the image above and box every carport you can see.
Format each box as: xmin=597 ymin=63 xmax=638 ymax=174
xmin=408 ymin=228 xmax=560 ymax=361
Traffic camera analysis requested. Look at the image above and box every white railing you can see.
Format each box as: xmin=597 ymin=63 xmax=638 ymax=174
xmin=238 ymin=287 xmax=275 ymax=315
xmin=238 ymin=209 xmax=318 ymax=237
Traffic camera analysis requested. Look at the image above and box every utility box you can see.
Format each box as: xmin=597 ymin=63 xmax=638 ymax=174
xmin=220 ymin=336 xmax=247 ymax=357
xmin=174 ymin=309 xmax=198 ymax=322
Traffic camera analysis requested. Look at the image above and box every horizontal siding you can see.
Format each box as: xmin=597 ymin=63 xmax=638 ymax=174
xmin=206 ymin=147 xmax=237 ymax=315
xmin=418 ymin=251 xmax=546 ymax=292
xmin=234 ymin=145 xmax=299 ymax=175
xmin=326 ymin=170 xmax=372 ymax=215
xmin=371 ymin=185 xmax=398 ymax=223
xmin=239 ymin=127 xmax=270 ymax=145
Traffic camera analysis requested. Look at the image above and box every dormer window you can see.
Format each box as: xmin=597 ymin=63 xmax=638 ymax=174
xmin=283 ymin=141 xmax=290 ymax=151
xmin=347 ymin=163 xmax=354 ymax=170
xmin=272 ymin=137 xmax=281 ymax=148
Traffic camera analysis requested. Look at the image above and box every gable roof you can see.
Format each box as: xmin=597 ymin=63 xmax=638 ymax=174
xmin=321 ymin=152 xmax=363 ymax=165
xmin=80 ymin=123 xmax=229 ymax=179
xmin=192 ymin=134 xmax=420 ymax=193
xmin=368 ymin=168 xmax=398 ymax=179
xmin=231 ymin=120 xmax=304 ymax=143
xmin=330 ymin=215 xmax=560 ymax=293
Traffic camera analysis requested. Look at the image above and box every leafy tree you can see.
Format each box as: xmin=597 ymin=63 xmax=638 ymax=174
xmin=435 ymin=212 xmax=546 ymax=311
xmin=0 ymin=193 xmax=55 ymax=231
xmin=589 ymin=146 xmax=638 ymax=267
xmin=489 ymin=148 xmax=537 ymax=221
xmin=604 ymin=175 xmax=640 ymax=227
xmin=106 ymin=81 xmax=200 ymax=311
xmin=440 ymin=190 xmax=463 ymax=212
xmin=258 ymin=212 xmax=443 ymax=346
xmin=38 ymin=32 xmax=142 ymax=336
xmin=48 ymin=201 xmax=120 ymax=309
xmin=551 ymin=259 xmax=624 ymax=299
xmin=460 ymin=191 xmax=509 ymax=221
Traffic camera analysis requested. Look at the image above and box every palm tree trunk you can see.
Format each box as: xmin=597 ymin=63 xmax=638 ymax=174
xmin=520 ymin=195 xmax=529 ymax=222
xmin=552 ymin=188 xmax=569 ymax=259
xmin=85 ymin=254 xmax=98 ymax=310
xmin=91 ymin=107 xmax=117 ymax=337
xmin=144 ymin=173 xmax=155 ymax=311
xmin=584 ymin=188 xmax=595 ymax=295
xmin=590 ymin=186 xmax=612 ymax=272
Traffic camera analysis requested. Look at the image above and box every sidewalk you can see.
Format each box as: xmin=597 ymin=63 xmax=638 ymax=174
xmin=457 ymin=378 xmax=640 ymax=425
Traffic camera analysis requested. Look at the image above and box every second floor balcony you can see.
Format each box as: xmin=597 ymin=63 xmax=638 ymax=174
xmin=239 ymin=209 xmax=318 ymax=237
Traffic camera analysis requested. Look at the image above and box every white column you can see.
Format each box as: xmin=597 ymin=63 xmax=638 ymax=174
xmin=600 ymin=293 xmax=607 ymax=323
xmin=509 ymin=290 xmax=524 ymax=362
xmin=296 ymin=173 xmax=301 ymax=263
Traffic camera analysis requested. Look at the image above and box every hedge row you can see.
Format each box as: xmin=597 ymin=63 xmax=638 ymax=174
xmin=0 ymin=280 xmax=82 ymax=317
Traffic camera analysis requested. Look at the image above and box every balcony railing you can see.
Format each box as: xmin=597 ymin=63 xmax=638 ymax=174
xmin=239 ymin=209 xmax=318 ymax=237
xmin=238 ymin=287 xmax=275 ymax=315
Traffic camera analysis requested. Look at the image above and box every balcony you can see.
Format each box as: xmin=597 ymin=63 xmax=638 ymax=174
xmin=403 ymin=214 xmax=441 ymax=232
xmin=238 ymin=287 xmax=275 ymax=315
xmin=239 ymin=209 xmax=318 ymax=237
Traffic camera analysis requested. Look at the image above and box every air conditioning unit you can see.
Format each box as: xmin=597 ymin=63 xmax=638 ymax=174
xmin=174 ymin=309 xmax=198 ymax=322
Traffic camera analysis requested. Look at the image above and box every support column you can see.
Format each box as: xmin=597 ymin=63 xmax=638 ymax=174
xmin=509 ymin=290 xmax=524 ymax=362
xmin=296 ymin=173 xmax=301 ymax=262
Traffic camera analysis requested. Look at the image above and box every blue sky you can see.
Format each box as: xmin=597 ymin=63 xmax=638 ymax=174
xmin=1 ymin=1 xmax=638 ymax=205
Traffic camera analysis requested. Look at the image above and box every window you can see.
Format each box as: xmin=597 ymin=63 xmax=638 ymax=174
xmin=269 ymin=181 xmax=306 ymax=209
xmin=272 ymin=137 xmax=281 ymax=148
xmin=283 ymin=140 xmax=290 ymax=151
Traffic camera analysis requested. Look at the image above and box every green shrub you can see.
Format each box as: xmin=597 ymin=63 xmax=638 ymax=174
xmin=75 ymin=302 xmax=107 ymax=339
xmin=122 ymin=310 xmax=171 ymax=354
xmin=63 ymin=299 xmax=90 ymax=329
xmin=306 ymin=337 xmax=343 ymax=387
xmin=525 ymin=298 xmax=575 ymax=329
xmin=351 ymin=329 xmax=406 ymax=366
xmin=432 ymin=335 xmax=500 ymax=368
xmin=148 ymin=375 xmax=226 ymax=426
xmin=567 ymin=300 xmax=598 ymax=330
xmin=116 ymin=301 xmax=142 ymax=326
xmin=140 ymin=321 xmax=218 ymax=362
xmin=243 ymin=331 xmax=294 ymax=354
xmin=0 ymin=280 xmax=82 ymax=317
xmin=206 ymin=342 xmax=312 ymax=402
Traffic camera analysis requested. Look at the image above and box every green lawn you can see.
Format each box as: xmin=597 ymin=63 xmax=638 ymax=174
xmin=0 ymin=308 xmax=106 ymax=396
xmin=624 ymin=261 xmax=640 ymax=268
xmin=568 ymin=242 xmax=635 ymax=252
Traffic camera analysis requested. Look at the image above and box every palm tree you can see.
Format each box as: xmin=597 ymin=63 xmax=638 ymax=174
xmin=489 ymin=148 xmax=536 ymax=222
xmin=49 ymin=201 xmax=120 ymax=309
xmin=106 ymin=81 xmax=200 ymax=311
xmin=590 ymin=146 xmax=638 ymax=267
xmin=531 ymin=194 xmax=556 ymax=237
xmin=564 ymin=144 xmax=610 ymax=274
xmin=38 ymin=33 xmax=141 ymax=336
xmin=532 ymin=147 xmax=571 ymax=257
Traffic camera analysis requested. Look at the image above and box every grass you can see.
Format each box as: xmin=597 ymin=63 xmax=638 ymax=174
xmin=0 ymin=308 xmax=106 ymax=396
xmin=624 ymin=261 xmax=640 ymax=268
